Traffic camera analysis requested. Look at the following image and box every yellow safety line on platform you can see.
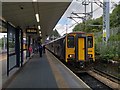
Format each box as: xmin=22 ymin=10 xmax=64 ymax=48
xmin=46 ymin=50 xmax=91 ymax=89
xmin=46 ymin=51 xmax=69 ymax=88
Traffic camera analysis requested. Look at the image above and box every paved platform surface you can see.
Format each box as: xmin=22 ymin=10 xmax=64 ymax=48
xmin=46 ymin=50 xmax=90 ymax=89
xmin=5 ymin=53 xmax=58 ymax=88
xmin=3 ymin=50 xmax=91 ymax=89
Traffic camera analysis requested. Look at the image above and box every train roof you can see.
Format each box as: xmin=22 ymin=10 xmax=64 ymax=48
xmin=87 ymin=33 xmax=94 ymax=36
xmin=46 ymin=35 xmax=66 ymax=45
xmin=46 ymin=31 xmax=93 ymax=45
xmin=68 ymin=31 xmax=85 ymax=34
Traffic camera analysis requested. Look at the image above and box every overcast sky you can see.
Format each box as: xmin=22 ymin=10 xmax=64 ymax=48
xmin=54 ymin=0 xmax=120 ymax=36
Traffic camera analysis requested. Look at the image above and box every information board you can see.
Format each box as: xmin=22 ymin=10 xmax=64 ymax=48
xmin=26 ymin=28 xmax=37 ymax=34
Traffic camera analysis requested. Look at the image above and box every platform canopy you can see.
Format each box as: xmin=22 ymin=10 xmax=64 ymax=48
xmin=2 ymin=1 xmax=71 ymax=42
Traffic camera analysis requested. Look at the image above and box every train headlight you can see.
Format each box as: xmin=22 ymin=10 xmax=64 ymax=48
xmin=70 ymin=55 xmax=72 ymax=57
xmin=68 ymin=54 xmax=75 ymax=58
xmin=88 ymin=54 xmax=93 ymax=58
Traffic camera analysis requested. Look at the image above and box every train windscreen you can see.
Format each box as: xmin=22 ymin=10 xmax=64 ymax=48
xmin=88 ymin=36 xmax=93 ymax=48
xmin=67 ymin=36 xmax=74 ymax=48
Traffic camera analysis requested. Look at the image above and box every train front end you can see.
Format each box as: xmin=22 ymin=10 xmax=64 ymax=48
xmin=87 ymin=34 xmax=95 ymax=62
xmin=65 ymin=32 xmax=87 ymax=67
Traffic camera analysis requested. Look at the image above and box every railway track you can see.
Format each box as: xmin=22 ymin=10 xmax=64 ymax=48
xmin=68 ymin=64 xmax=119 ymax=89
xmin=63 ymin=62 xmax=119 ymax=89
xmin=67 ymin=64 xmax=119 ymax=89
xmin=93 ymin=68 xmax=120 ymax=84
xmin=67 ymin=66 xmax=117 ymax=89
xmin=47 ymin=49 xmax=119 ymax=89
xmin=62 ymin=64 xmax=118 ymax=89
xmin=76 ymin=72 xmax=113 ymax=90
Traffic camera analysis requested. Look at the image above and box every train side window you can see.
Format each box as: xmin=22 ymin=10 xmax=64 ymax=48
xmin=88 ymin=36 xmax=93 ymax=48
xmin=67 ymin=36 xmax=74 ymax=48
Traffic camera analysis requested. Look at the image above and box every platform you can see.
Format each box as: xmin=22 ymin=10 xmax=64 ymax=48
xmin=2 ymin=50 xmax=91 ymax=89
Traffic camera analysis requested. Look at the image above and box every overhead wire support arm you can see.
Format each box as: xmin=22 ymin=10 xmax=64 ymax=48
xmin=93 ymin=0 xmax=106 ymax=8
xmin=94 ymin=2 xmax=103 ymax=8
xmin=88 ymin=24 xmax=102 ymax=27
xmin=71 ymin=12 xmax=91 ymax=16
xmin=67 ymin=17 xmax=80 ymax=24
xmin=96 ymin=0 xmax=104 ymax=5
xmin=68 ymin=16 xmax=85 ymax=21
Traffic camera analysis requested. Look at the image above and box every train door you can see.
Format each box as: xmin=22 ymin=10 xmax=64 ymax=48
xmin=76 ymin=34 xmax=87 ymax=62
xmin=78 ymin=38 xmax=85 ymax=60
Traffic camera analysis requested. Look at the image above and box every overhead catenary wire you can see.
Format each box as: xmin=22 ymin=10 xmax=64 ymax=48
xmin=56 ymin=0 xmax=107 ymax=36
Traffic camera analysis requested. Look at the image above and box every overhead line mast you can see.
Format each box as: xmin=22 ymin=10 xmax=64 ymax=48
xmin=103 ymin=0 xmax=110 ymax=42
xmin=68 ymin=0 xmax=110 ymax=43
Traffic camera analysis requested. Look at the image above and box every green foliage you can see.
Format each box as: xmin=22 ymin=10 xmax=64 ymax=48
xmin=99 ymin=45 xmax=115 ymax=61
xmin=95 ymin=33 xmax=120 ymax=61
xmin=73 ymin=23 xmax=85 ymax=32
xmin=0 ymin=37 xmax=7 ymax=50
xmin=108 ymin=33 xmax=120 ymax=41
xmin=95 ymin=43 xmax=100 ymax=55
xmin=0 ymin=38 xmax=4 ymax=48
xmin=94 ymin=4 xmax=120 ymax=61
xmin=9 ymin=42 xmax=15 ymax=48
xmin=86 ymin=18 xmax=102 ymax=32
xmin=95 ymin=41 xmax=119 ymax=61
xmin=73 ymin=18 xmax=102 ymax=32
xmin=110 ymin=4 xmax=120 ymax=28
xmin=96 ymin=35 xmax=102 ymax=42
xmin=118 ymin=45 xmax=120 ymax=59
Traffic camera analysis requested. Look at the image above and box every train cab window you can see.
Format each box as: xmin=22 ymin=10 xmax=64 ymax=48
xmin=67 ymin=36 xmax=74 ymax=48
xmin=88 ymin=36 xmax=93 ymax=48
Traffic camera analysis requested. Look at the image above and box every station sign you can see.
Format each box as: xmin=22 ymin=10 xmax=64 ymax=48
xmin=26 ymin=28 xmax=37 ymax=34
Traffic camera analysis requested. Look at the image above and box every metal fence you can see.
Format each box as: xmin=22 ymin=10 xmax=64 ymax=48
xmin=95 ymin=27 xmax=120 ymax=58
xmin=110 ymin=27 xmax=120 ymax=35
xmin=94 ymin=27 xmax=120 ymax=39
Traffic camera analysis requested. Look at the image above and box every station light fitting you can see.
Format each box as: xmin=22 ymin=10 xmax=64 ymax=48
xmin=38 ymin=25 xmax=41 ymax=30
xmin=33 ymin=0 xmax=37 ymax=2
xmin=35 ymin=14 xmax=40 ymax=22
xmin=40 ymin=33 xmax=42 ymax=36
xmin=39 ymin=31 xmax=41 ymax=34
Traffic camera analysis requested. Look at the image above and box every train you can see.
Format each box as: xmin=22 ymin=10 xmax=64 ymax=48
xmin=46 ymin=31 xmax=95 ymax=67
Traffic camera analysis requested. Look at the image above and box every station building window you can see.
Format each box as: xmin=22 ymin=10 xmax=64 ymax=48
xmin=7 ymin=23 xmax=17 ymax=71
xmin=1 ymin=20 xmax=23 ymax=75
xmin=0 ymin=20 xmax=7 ymax=76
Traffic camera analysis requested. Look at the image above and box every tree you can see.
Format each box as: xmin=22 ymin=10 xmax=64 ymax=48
xmin=73 ymin=17 xmax=102 ymax=32
xmin=73 ymin=23 xmax=85 ymax=32
xmin=110 ymin=4 xmax=120 ymax=28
